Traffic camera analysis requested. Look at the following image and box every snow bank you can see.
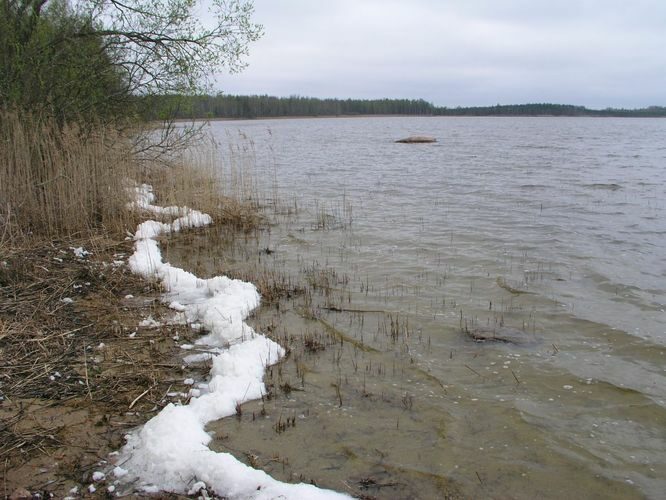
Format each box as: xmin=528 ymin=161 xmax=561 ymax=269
xmin=119 ymin=184 xmax=349 ymax=499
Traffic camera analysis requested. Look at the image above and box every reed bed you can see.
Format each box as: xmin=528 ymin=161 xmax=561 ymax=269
xmin=0 ymin=110 xmax=139 ymax=243
xmin=145 ymin=160 xmax=263 ymax=231
xmin=0 ymin=110 xmax=263 ymax=247
xmin=0 ymin=110 xmax=265 ymax=495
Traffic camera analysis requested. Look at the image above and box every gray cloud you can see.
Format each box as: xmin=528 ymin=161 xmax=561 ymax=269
xmin=215 ymin=0 xmax=666 ymax=108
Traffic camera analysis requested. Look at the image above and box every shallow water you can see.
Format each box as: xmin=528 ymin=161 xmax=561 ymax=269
xmin=175 ymin=117 xmax=666 ymax=498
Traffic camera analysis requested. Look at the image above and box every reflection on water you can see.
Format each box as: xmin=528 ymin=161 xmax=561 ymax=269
xmin=170 ymin=117 xmax=666 ymax=498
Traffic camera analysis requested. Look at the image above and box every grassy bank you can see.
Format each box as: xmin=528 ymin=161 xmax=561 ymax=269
xmin=0 ymin=110 xmax=260 ymax=497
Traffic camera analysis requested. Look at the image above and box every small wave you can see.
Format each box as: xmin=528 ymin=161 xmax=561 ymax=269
xmin=516 ymin=144 xmax=569 ymax=151
xmin=582 ymin=183 xmax=622 ymax=191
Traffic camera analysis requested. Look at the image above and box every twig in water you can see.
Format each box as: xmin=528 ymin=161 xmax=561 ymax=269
xmin=321 ymin=306 xmax=387 ymax=314
xmin=464 ymin=364 xmax=482 ymax=377
xmin=332 ymin=382 xmax=343 ymax=407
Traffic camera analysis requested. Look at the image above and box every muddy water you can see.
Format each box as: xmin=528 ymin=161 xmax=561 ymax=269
xmin=168 ymin=117 xmax=666 ymax=499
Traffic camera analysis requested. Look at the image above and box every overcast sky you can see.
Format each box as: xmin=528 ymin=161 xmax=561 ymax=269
xmin=214 ymin=0 xmax=666 ymax=108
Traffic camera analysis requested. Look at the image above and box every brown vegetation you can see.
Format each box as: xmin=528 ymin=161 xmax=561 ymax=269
xmin=0 ymin=237 xmax=208 ymax=497
xmin=0 ymin=111 xmax=139 ymax=243
xmin=0 ymin=108 xmax=262 ymax=497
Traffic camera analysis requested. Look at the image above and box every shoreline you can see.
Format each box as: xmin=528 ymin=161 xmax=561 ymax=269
xmin=114 ymin=186 xmax=348 ymax=498
xmin=172 ymin=113 xmax=666 ymax=123
xmin=1 ymin=185 xmax=351 ymax=499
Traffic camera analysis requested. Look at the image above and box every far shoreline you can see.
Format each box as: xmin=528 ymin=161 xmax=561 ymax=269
xmin=151 ymin=95 xmax=665 ymax=122
xmin=173 ymin=113 xmax=666 ymax=124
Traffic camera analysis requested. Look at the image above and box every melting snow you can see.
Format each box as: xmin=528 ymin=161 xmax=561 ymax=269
xmin=117 ymin=184 xmax=349 ymax=499
xmin=138 ymin=316 xmax=161 ymax=329
xmin=71 ymin=247 xmax=91 ymax=258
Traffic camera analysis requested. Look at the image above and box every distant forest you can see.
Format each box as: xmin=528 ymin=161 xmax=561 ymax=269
xmin=143 ymin=94 xmax=666 ymax=120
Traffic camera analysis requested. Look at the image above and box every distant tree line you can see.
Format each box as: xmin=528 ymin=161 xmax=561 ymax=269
xmin=436 ymin=103 xmax=666 ymax=117
xmin=144 ymin=94 xmax=666 ymax=120
xmin=143 ymin=94 xmax=438 ymax=120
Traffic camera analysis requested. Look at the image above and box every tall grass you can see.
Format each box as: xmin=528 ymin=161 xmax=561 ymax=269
xmin=145 ymin=133 xmax=263 ymax=231
xmin=0 ymin=110 xmax=263 ymax=246
xmin=0 ymin=110 xmax=136 ymax=241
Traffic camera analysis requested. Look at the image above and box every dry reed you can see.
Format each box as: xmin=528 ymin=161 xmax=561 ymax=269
xmin=0 ymin=110 xmax=138 ymax=242
xmin=145 ymin=161 xmax=262 ymax=231
xmin=143 ymin=134 xmax=263 ymax=231
xmin=0 ymin=110 xmax=266 ymax=495
xmin=0 ymin=109 xmax=266 ymax=246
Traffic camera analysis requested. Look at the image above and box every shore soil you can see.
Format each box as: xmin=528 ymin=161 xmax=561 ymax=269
xmin=0 ymin=236 xmax=205 ymax=498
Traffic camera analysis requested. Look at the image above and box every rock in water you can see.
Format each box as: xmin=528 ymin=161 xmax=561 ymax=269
xmin=395 ymin=136 xmax=437 ymax=143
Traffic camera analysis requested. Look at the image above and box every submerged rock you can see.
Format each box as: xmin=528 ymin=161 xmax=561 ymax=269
xmin=395 ymin=136 xmax=437 ymax=144
xmin=496 ymin=276 xmax=532 ymax=295
xmin=466 ymin=326 xmax=537 ymax=345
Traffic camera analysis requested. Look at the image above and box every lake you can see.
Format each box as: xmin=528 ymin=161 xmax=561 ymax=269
xmin=174 ymin=116 xmax=666 ymax=498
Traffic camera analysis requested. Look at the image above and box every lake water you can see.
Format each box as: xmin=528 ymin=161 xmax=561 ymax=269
xmin=176 ymin=117 xmax=666 ymax=498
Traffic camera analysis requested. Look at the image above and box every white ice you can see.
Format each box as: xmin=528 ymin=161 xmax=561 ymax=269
xmin=118 ymin=184 xmax=349 ymax=499
xmin=71 ymin=246 xmax=91 ymax=258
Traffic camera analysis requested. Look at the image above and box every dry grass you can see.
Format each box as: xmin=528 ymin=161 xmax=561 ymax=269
xmin=0 ymin=238 xmax=210 ymax=496
xmin=0 ymin=111 xmax=266 ymax=496
xmin=0 ymin=109 xmax=264 ymax=245
xmin=145 ymin=160 xmax=262 ymax=231
xmin=0 ymin=110 xmax=139 ymax=243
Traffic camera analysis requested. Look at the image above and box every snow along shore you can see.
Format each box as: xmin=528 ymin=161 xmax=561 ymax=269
xmin=115 ymin=184 xmax=349 ymax=498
